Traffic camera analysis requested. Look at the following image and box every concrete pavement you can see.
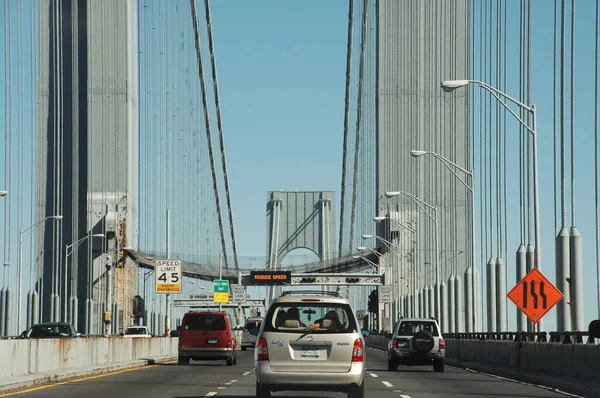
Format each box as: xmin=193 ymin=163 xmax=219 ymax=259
xmin=0 ymin=348 xmax=581 ymax=398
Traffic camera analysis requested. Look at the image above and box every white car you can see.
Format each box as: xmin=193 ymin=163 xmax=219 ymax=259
xmin=122 ymin=326 xmax=152 ymax=338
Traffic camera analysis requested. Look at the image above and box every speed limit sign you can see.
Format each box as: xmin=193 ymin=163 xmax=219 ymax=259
xmin=155 ymin=259 xmax=182 ymax=294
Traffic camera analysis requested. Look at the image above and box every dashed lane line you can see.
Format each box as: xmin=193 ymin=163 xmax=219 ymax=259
xmin=243 ymin=371 xmax=252 ymax=376
xmin=381 ymin=381 xmax=394 ymax=388
xmin=224 ymin=380 xmax=237 ymax=385
xmin=205 ymin=393 xmax=218 ymax=397
xmin=369 ymin=372 xmax=379 ymax=378
xmin=400 ymin=395 xmax=412 ymax=398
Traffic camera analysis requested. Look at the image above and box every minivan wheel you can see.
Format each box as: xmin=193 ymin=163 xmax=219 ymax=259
xmin=347 ymin=382 xmax=365 ymax=398
xmin=256 ymin=382 xmax=271 ymax=397
xmin=178 ymin=355 xmax=189 ymax=365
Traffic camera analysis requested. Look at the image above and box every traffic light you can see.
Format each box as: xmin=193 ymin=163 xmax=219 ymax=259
xmin=367 ymin=289 xmax=379 ymax=313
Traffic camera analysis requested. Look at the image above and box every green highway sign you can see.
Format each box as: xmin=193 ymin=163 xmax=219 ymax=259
xmin=213 ymin=280 xmax=230 ymax=303
xmin=214 ymin=279 xmax=230 ymax=293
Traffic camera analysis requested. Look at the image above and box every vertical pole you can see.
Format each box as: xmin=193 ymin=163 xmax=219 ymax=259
xmin=63 ymin=248 xmax=68 ymax=322
xmin=486 ymin=257 xmax=496 ymax=332
xmin=516 ymin=244 xmax=527 ymax=331
xmin=218 ymin=254 xmax=222 ymax=312
xmin=165 ymin=210 xmax=171 ymax=336
xmin=434 ymin=211 xmax=441 ymax=329
xmin=468 ymin=177 xmax=476 ymax=332
xmin=531 ymin=106 xmax=543 ymax=333
xmin=17 ymin=231 xmax=24 ymax=333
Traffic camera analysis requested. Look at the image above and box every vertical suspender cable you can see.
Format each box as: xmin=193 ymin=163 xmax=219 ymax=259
xmin=595 ymin=0 xmax=599 ymax=319
xmin=554 ymin=0 xmax=558 ymax=236
xmin=348 ymin=0 xmax=368 ymax=255
xmin=204 ymin=0 xmax=239 ymax=269
xmin=569 ymin=0 xmax=575 ymax=226
xmin=523 ymin=0 xmax=528 ymax=246
xmin=560 ymin=0 xmax=566 ymax=228
xmin=339 ymin=0 xmax=354 ymax=257
xmin=189 ymin=0 xmax=229 ymax=267
xmin=519 ymin=0 xmax=524 ymax=245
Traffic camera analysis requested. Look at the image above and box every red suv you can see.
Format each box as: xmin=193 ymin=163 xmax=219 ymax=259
xmin=178 ymin=311 xmax=237 ymax=366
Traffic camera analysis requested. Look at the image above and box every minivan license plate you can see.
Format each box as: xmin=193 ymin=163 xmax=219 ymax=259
xmin=300 ymin=349 xmax=320 ymax=358
xmin=207 ymin=338 xmax=218 ymax=344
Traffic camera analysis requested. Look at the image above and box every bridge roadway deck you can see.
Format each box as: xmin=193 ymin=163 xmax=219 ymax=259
xmin=126 ymin=249 xmax=380 ymax=282
xmin=7 ymin=349 xmax=572 ymax=398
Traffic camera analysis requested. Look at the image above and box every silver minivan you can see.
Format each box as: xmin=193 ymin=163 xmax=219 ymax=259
xmin=241 ymin=316 xmax=263 ymax=350
xmin=254 ymin=291 xmax=366 ymax=398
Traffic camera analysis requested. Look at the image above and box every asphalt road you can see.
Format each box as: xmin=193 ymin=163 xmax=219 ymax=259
xmin=2 ymin=349 xmax=575 ymax=398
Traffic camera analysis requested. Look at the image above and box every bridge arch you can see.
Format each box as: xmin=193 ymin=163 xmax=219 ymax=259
xmin=265 ymin=191 xmax=336 ymax=271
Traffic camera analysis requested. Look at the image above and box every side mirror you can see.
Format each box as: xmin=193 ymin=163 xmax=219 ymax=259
xmin=589 ymin=319 xmax=600 ymax=339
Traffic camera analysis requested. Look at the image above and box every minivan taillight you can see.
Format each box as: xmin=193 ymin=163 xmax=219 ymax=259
xmin=257 ymin=337 xmax=269 ymax=360
xmin=352 ymin=338 xmax=364 ymax=362
xmin=439 ymin=338 xmax=445 ymax=351
xmin=392 ymin=338 xmax=399 ymax=349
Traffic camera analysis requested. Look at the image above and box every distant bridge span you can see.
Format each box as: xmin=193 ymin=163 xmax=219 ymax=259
xmin=124 ymin=249 xmax=383 ymax=283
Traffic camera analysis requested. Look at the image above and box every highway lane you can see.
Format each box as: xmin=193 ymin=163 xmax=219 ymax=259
xmin=2 ymin=349 xmax=576 ymax=398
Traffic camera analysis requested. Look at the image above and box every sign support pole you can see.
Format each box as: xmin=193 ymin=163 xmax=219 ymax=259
xmin=218 ymin=254 xmax=222 ymax=311
xmin=165 ymin=210 xmax=171 ymax=336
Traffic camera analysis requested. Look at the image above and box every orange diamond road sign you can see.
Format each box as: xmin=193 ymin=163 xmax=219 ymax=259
xmin=507 ymin=268 xmax=563 ymax=324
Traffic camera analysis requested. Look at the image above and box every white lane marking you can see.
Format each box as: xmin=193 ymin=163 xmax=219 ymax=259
xmin=243 ymin=371 xmax=251 ymax=376
xmin=369 ymin=372 xmax=379 ymax=378
xmin=382 ymin=381 xmax=394 ymax=388
xmin=205 ymin=393 xmax=218 ymax=397
xmin=217 ymin=387 xmax=226 ymax=390
xmin=400 ymin=395 xmax=412 ymax=398
xmin=225 ymin=380 xmax=237 ymax=385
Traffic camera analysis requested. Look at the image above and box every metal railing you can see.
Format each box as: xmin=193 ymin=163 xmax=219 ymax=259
xmin=444 ymin=331 xmax=598 ymax=344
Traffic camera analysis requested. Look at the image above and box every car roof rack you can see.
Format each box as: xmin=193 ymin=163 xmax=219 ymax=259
xmin=280 ymin=290 xmax=341 ymax=297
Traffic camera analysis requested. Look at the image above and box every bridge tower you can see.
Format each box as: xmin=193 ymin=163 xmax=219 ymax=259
xmin=265 ymin=191 xmax=336 ymax=297
xmin=36 ymin=0 xmax=138 ymax=334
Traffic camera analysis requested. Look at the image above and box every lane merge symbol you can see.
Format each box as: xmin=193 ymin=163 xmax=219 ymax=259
xmin=508 ymin=268 xmax=563 ymax=324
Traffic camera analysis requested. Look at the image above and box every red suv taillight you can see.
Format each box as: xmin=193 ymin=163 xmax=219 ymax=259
xmin=352 ymin=338 xmax=364 ymax=362
xmin=392 ymin=338 xmax=399 ymax=349
xmin=257 ymin=337 xmax=269 ymax=360
xmin=439 ymin=338 xmax=445 ymax=350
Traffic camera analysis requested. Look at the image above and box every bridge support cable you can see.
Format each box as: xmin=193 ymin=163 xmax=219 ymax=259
xmin=189 ymin=0 xmax=229 ymax=267
xmin=338 ymin=0 xmax=354 ymax=258
xmin=348 ymin=0 xmax=369 ymax=255
xmin=595 ymin=0 xmax=600 ymax=319
xmin=203 ymin=0 xmax=239 ymax=270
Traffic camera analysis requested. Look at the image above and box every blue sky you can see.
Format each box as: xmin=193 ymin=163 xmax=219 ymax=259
xmin=1 ymin=0 xmax=600 ymax=330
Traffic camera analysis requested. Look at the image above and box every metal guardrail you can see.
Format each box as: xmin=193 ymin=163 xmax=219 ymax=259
xmin=443 ymin=331 xmax=598 ymax=344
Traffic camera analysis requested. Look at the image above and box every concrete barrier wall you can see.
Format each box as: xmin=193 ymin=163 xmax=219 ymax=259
xmin=0 ymin=338 xmax=178 ymax=379
xmin=445 ymin=339 xmax=600 ymax=382
xmin=364 ymin=335 xmax=599 ymax=382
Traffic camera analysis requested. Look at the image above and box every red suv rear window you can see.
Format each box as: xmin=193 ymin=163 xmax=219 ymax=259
xmin=184 ymin=314 xmax=227 ymax=331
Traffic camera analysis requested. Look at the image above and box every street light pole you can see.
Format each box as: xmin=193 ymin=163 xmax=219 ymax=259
xmin=442 ymin=78 xmax=541 ymax=331
xmin=441 ymin=79 xmax=540 ymax=269
xmin=63 ymin=233 xmax=105 ymax=326
xmin=410 ymin=150 xmax=476 ymax=332
xmin=18 ymin=215 xmax=63 ymax=333
xmin=383 ymin=191 xmax=441 ymax=327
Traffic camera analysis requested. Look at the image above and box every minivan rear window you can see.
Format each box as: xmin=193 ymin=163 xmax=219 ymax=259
xmin=263 ymin=303 xmax=357 ymax=334
xmin=184 ymin=314 xmax=227 ymax=331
